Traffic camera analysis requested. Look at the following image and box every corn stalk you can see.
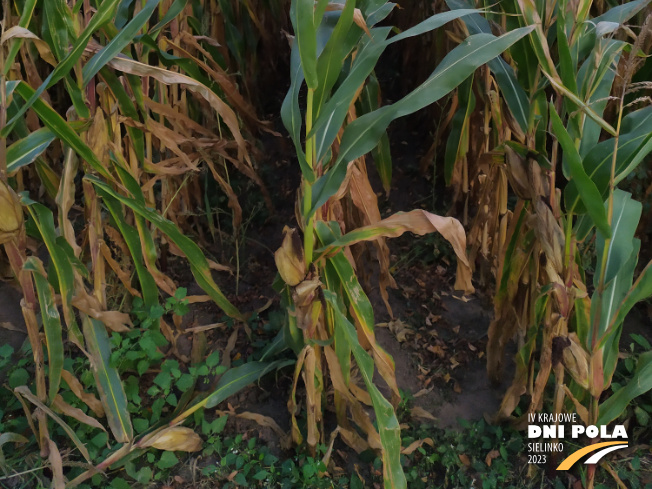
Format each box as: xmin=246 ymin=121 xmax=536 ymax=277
xmin=445 ymin=0 xmax=652 ymax=485
xmin=277 ymin=1 xmax=534 ymax=486
xmin=0 ymin=0 xmax=289 ymax=484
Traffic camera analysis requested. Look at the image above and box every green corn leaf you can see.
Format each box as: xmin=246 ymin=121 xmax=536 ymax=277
xmin=324 ymin=291 xmax=405 ymax=489
xmin=444 ymin=75 xmax=475 ymax=185
xmin=357 ymin=73 xmax=392 ymax=193
xmin=613 ymin=134 xmax=652 ymax=187
xmin=323 ymin=264 xmax=352 ymax=384
xmin=24 ymin=258 xmax=64 ymax=403
xmin=446 ymin=0 xmax=530 ymax=133
xmin=171 ymin=360 xmax=293 ymax=423
xmin=594 ymin=190 xmax=641 ymax=287
xmin=2 ymin=0 xmax=37 ymax=75
xmin=593 ymin=239 xmax=639 ymax=384
xmin=310 ymin=27 xmax=534 ymax=217
xmin=7 ymin=128 xmax=56 ymax=173
xmin=86 ymin=175 xmax=244 ymax=320
xmin=316 ymin=222 xmax=401 ymax=399
xmin=83 ymin=0 xmax=161 ymax=86
xmin=607 ymin=258 xmax=652 ymax=334
xmin=83 ymin=317 xmax=133 ymax=443
xmin=366 ymin=3 xmax=396 ymax=26
xmin=291 ymin=0 xmax=321 ymax=89
xmin=313 ymin=0 xmax=356 ymax=115
xmin=566 ymin=106 xmax=652 ymax=213
xmin=23 ymin=198 xmax=82 ymax=346
xmin=115 ymin=0 xmax=137 ymax=28
xmin=593 ymin=236 xmax=639 ymax=345
xmin=516 ymin=0 xmax=558 ymax=78
xmin=550 ymin=106 xmax=610 ymax=238
xmin=311 ymin=9 xmax=478 ymax=163
xmin=42 ymin=0 xmax=72 ymax=62
xmin=281 ymin=45 xmax=313 ymax=181
xmin=6 ymin=121 xmax=88 ymax=173
xmin=102 ymin=194 xmax=159 ymax=308
xmin=576 ymin=0 xmax=649 ymax=59
xmin=599 ymin=351 xmax=652 ymax=426
xmin=312 ymin=27 xmax=391 ymax=162
xmin=390 ymin=8 xmax=477 ymax=43
xmin=576 ymin=43 xmax=622 ymax=157
xmin=9 ymin=81 xmax=112 ymax=179
xmin=149 ymin=0 xmax=188 ymax=34
xmin=2 ymin=0 xmax=121 ymax=138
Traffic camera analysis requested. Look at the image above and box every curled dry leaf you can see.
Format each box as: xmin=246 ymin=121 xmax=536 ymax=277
xmin=401 ymin=437 xmax=434 ymax=455
xmin=216 ymin=408 xmax=292 ymax=450
xmin=53 ymin=395 xmax=107 ymax=432
xmin=47 ymin=438 xmax=66 ymax=489
xmin=82 ymin=41 xmax=248 ymax=161
xmin=72 ymin=291 xmax=132 ymax=333
xmin=317 ymin=210 xmax=474 ymax=294
xmin=458 ymin=453 xmax=471 ymax=467
xmin=0 ymin=27 xmax=57 ymax=66
xmin=61 ymin=370 xmax=104 ymax=417
xmin=275 ymin=226 xmax=305 ymax=286
xmin=410 ymin=406 xmax=437 ymax=422
xmin=141 ymin=426 xmax=202 ymax=452
xmin=485 ymin=449 xmax=500 ymax=467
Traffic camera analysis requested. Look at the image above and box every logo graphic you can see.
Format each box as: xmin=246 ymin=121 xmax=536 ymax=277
xmin=526 ymin=413 xmax=628 ymax=469
xmin=556 ymin=441 xmax=628 ymax=470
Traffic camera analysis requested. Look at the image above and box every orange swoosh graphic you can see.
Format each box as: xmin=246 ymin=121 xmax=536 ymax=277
xmin=557 ymin=441 xmax=628 ymax=470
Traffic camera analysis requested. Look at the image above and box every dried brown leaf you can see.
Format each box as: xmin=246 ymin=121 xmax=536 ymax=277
xmin=141 ymin=426 xmax=202 ymax=452
xmin=401 ymin=437 xmax=434 ymax=455
xmin=485 ymin=449 xmax=500 ymax=466
xmin=61 ymin=370 xmax=104 ymax=417
xmin=410 ymin=406 xmax=437 ymax=422
xmin=47 ymin=438 xmax=66 ymax=489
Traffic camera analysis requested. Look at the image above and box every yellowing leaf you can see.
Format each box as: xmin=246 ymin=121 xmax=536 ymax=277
xmin=141 ymin=427 xmax=202 ymax=452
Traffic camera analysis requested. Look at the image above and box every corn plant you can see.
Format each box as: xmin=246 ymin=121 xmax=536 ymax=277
xmin=0 ymin=0 xmax=291 ymax=486
xmin=276 ymin=1 xmax=534 ymax=486
xmin=444 ymin=0 xmax=652 ymax=485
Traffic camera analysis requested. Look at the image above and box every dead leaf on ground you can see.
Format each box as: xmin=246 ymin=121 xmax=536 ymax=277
xmin=411 ymin=406 xmax=437 ymax=422
xmin=413 ymin=387 xmax=433 ymax=398
xmin=0 ymin=321 xmax=23 ymax=332
xmin=452 ymin=295 xmax=472 ymax=303
xmin=402 ymin=437 xmax=434 ymax=455
xmin=425 ymin=314 xmax=440 ymax=326
xmin=427 ymin=345 xmax=446 ymax=358
xmin=459 ymin=453 xmax=471 ymax=466
xmin=141 ymin=426 xmax=202 ymax=452
xmin=388 ymin=319 xmax=413 ymax=342
xmin=485 ymin=449 xmax=500 ymax=466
